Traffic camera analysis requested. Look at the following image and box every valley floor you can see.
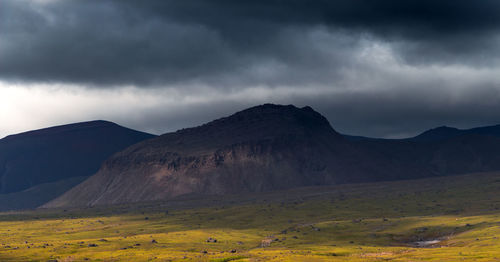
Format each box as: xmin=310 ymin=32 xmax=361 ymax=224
xmin=1 ymin=172 xmax=499 ymax=261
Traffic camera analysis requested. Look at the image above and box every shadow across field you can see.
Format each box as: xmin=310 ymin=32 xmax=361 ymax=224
xmin=0 ymin=172 xmax=498 ymax=261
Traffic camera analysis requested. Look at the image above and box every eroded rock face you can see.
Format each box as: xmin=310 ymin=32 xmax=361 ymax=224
xmin=46 ymin=104 xmax=370 ymax=207
xmin=44 ymin=104 xmax=500 ymax=208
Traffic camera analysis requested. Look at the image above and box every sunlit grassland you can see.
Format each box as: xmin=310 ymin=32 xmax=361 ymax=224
xmin=0 ymin=172 xmax=499 ymax=261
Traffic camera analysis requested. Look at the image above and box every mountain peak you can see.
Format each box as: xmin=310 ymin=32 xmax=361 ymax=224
xmin=199 ymin=103 xmax=335 ymax=135
xmin=231 ymin=104 xmax=325 ymax=121
xmin=161 ymin=104 xmax=341 ymax=153
xmin=45 ymin=104 xmax=350 ymax=207
xmin=44 ymin=105 xmax=500 ymax=208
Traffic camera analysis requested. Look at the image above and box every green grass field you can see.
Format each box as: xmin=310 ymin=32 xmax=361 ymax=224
xmin=1 ymin=172 xmax=499 ymax=261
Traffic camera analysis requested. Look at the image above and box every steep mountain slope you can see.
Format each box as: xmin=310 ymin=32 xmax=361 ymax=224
xmin=0 ymin=120 xmax=155 ymax=210
xmin=46 ymin=105 xmax=392 ymax=207
xmin=45 ymin=105 xmax=500 ymax=208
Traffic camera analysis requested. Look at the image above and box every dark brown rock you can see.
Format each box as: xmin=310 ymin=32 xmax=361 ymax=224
xmin=44 ymin=104 xmax=500 ymax=208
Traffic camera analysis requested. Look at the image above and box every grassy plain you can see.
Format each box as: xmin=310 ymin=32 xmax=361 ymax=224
xmin=0 ymin=172 xmax=499 ymax=261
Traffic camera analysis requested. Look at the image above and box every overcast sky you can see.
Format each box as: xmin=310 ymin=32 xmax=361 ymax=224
xmin=2 ymin=0 xmax=500 ymax=139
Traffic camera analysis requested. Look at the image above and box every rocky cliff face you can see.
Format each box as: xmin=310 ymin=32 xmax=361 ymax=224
xmin=45 ymin=104 xmax=500 ymax=208
xmin=46 ymin=105 xmax=378 ymax=207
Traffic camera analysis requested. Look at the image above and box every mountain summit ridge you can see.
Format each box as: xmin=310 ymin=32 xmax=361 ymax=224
xmin=411 ymin=124 xmax=500 ymax=141
xmin=45 ymin=104 xmax=363 ymax=207
xmin=44 ymin=104 xmax=500 ymax=208
xmin=145 ymin=104 xmax=342 ymax=153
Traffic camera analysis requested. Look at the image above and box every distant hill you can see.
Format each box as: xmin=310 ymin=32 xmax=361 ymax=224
xmin=410 ymin=124 xmax=500 ymax=142
xmin=44 ymin=105 xmax=500 ymax=208
xmin=344 ymin=124 xmax=500 ymax=142
xmin=0 ymin=120 xmax=155 ymax=211
xmin=350 ymin=134 xmax=500 ymax=178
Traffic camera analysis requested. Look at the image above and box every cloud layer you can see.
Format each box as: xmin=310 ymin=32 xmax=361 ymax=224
xmin=1 ymin=0 xmax=500 ymax=138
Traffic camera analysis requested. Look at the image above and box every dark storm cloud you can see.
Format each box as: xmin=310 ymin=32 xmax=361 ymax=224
xmin=1 ymin=0 xmax=500 ymax=139
xmin=1 ymin=0 xmax=500 ymax=86
xmin=304 ymin=85 xmax=500 ymax=138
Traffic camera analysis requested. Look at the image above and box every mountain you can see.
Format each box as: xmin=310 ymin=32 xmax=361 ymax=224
xmin=349 ymin=134 xmax=500 ymax=178
xmin=411 ymin=124 xmax=500 ymax=142
xmin=45 ymin=105 xmax=389 ymax=207
xmin=45 ymin=105 xmax=500 ymax=208
xmin=344 ymin=124 xmax=500 ymax=142
xmin=0 ymin=120 xmax=155 ymax=211
xmin=344 ymin=125 xmax=500 ymax=179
